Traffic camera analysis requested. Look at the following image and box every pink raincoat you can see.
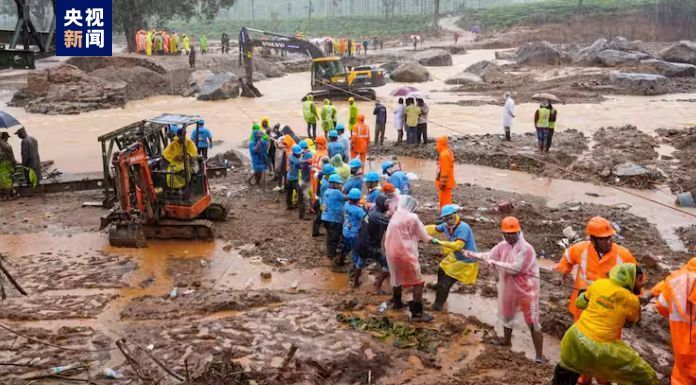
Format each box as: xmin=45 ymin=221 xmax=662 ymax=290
xmin=475 ymin=234 xmax=540 ymax=328
xmin=384 ymin=197 xmax=431 ymax=288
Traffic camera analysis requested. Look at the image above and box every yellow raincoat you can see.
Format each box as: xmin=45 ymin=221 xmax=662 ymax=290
xmin=559 ymin=264 xmax=658 ymax=385
xmin=426 ymin=216 xmax=479 ymax=285
xmin=163 ymin=137 xmax=198 ymax=189
xmin=145 ymin=31 xmax=152 ymax=56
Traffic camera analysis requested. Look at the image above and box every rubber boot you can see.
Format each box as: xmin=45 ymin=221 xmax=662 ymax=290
xmin=551 ymin=365 xmax=581 ymax=385
xmin=432 ymin=282 xmax=449 ymax=311
xmin=408 ymin=301 xmax=434 ymax=322
xmin=391 ymin=286 xmax=405 ymax=309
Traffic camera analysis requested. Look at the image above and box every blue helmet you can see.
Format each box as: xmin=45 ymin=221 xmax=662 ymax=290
xmin=440 ymin=204 xmax=459 ymax=218
xmin=329 ymin=174 xmax=344 ymax=184
xmin=348 ymin=188 xmax=362 ymax=200
xmin=292 ymin=145 xmax=303 ymax=155
xmin=381 ymin=160 xmax=395 ymax=174
xmin=364 ymin=171 xmax=380 ymax=183
xmin=322 ymin=164 xmax=336 ymax=175
xmin=302 ymin=152 xmax=313 ymax=160
xmin=336 ymin=123 xmax=345 ymax=132
xmin=349 ymin=159 xmax=362 ymax=169
xmin=198 ymin=119 xmax=205 ymax=125
xmin=299 ymin=141 xmax=309 ymax=149
xmin=328 ymin=130 xmax=339 ymax=138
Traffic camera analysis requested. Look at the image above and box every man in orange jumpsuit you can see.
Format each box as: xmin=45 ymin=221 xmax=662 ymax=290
xmin=435 ymin=136 xmax=455 ymax=209
xmin=556 ymin=216 xmax=638 ymax=385
xmin=654 ymin=257 xmax=696 ymax=385
xmin=350 ymin=114 xmax=369 ymax=169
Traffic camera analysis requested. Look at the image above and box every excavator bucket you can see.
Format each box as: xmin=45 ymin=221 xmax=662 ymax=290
xmin=240 ymin=79 xmax=262 ymax=97
xmin=108 ymin=222 xmax=147 ymax=248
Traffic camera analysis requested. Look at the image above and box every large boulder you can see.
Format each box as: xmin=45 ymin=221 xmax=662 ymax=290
xmin=197 ymin=72 xmax=240 ymax=101
xmin=413 ymin=49 xmax=453 ymax=66
xmin=188 ymin=70 xmax=214 ymax=88
xmin=464 ymin=60 xmax=505 ymax=83
xmin=516 ymin=41 xmax=564 ymax=66
xmin=572 ymin=38 xmax=609 ymax=65
xmin=660 ymin=41 xmax=696 ymax=65
xmin=607 ymin=37 xmax=644 ymax=52
xmin=609 ymin=71 xmax=668 ymax=95
xmin=597 ymin=49 xmax=640 ymax=67
xmin=495 ymin=50 xmax=517 ymax=60
xmin=390 ymin=62 xmax=431 ymax=82
xmin=444 ymin=72 xmax=484 ymax=85
xmin=639 ymin=59 xmax=696 ymax=78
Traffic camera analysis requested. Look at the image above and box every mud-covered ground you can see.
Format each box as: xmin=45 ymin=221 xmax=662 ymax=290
xmin=657 ymin=126 xmax=696 ymax=194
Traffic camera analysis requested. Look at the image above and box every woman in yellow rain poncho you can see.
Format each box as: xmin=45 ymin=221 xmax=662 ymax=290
xmin=426 ymin=204 xmax=479 ymax=311
xmin=552 ymin=263 xmax=658 ymax=385
xmin=163 ymin=128 xmax=198 ymax=189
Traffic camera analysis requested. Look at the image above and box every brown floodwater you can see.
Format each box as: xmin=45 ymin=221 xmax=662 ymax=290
xmin=1 ymin=49 xmax=695 ymax=174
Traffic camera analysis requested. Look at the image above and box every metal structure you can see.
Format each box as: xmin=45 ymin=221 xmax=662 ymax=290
xmin=0 ymin=0 xmax=56 ymax=69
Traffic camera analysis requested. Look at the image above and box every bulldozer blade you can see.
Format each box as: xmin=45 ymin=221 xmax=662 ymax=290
xmin=143 ymin=219 xmax=215 ymax=241
xmin=109 ymin=222 xmax=147 ymax=248
xmin=241 ymin=82 xmax=262 ymax=98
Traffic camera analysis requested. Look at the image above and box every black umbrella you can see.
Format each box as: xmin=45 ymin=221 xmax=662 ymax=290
xmin=0 ymin=111 xmax=21 ymax=129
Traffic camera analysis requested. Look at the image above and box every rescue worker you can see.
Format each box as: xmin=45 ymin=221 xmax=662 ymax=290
xmin=15 ymin=127 xmax=41 ymax=185
xmin=436 ymin=136 xmax=455 ymax=209
xmin=286 ymin=145 xmax=303 ymax=211
xmin=373 ymin=100 xmax=387 ymax=146
xmin=343 ymin=159 xmax=363 ymax=194
xmin=547 ymin=102 xmax=558 ymax=152
xmin=190 ymin=120 xmax=213 ymax=159
xmin=154 ymin=32 xmax=164 ymax=55
xmin=322 ymin=174 xmax=346 ymax=263
xmin=189 ymin=45 xmax=196 ymax=68
xmin=416 ymin=98 xmax=429 ymax=145
xmin=170 ymin=32 xmax=179 ymax=55
xmin=313 ymin=162 xmax=335 ymax=237
xmin=248 ymin=130 xmax=268 ymax=188
xmin=135 ymin=30 xmax=144 ymax=53
xmin=556 ymin=216 xmax=638 ymax=321
xmin=163 ymin=31 xmax=170 ymax=55
xmin=350 ymin=114 xmax=370 ymax=168
xmin=303 ymin=95 xmax=318 ymax=139
xmin=342 ymin=188 xmax=366 ymax=269
xmin=199 ymin=34 xmax=208 ymax=54
xmin=299 ymin=151 xmax=314 ymax=219
xmin=162 ymin=127 xmax=198 ymax=189
xmin=552 ymin=264 xmax=658 ymax=385
xmin=311 ymin=136 xmax=328 ymax=205
xmin=145 ymin=30 xmax=153 ymax=56
xmin=534 ymin=101 xmax=551 ymax=153
xmin=382 ymin=160 xmax=410 ymax=196
xmin=321 ymin=99 xmax=334 ymax=135
xmin=465 ymin=217 xmax=546 ymax=363
xmin=364 ymin=171 xmax=381 ymax=207
xmin=182 ymin=34 xmax=191 ymax=54
xmin=336 ymin=124 xmax=351 ymax=162
xmin=348 ymin=97 xmax=359 ymax=129
xmin=331 ymin=101 xmax=338 ymax=128
xmin=327 ymin=131 xmax=344 ymax=160
xmin=382 ymin=182 xmax=400 ymax=217
xmin=331 ymin=154 xmax=350 ymax=181
xmin=385 ymin=195 xmax=436 ymax=321
xmin=352 ymin=194 xmax=391 ymax=291
xmin=427 ymin=204 xmax=478 ymax=311
xmin=651 ymin=257 xmax=696 ymax=385
xmin=0 ymin=129 xmax=17 ymax=199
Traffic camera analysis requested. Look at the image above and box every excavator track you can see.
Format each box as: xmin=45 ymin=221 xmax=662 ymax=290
xmin=143 ymin=219 xmax=216 ymax=241
xmin=200 ymin=202 xmax=229 ymax=222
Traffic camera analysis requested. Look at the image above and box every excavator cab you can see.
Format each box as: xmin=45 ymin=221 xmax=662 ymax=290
xmin=102 ymin=114 xmax=228 ymax=248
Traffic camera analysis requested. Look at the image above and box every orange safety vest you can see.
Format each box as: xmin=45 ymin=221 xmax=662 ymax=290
xmin=656 ymin=268 xmax=696 ymax=355
xmin=556 ymin=241 xmax=637 ymax=320
xmin=351 ymin=123 xmax=369 ymax=154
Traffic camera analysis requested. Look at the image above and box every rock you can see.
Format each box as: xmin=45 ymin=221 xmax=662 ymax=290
xmin=639 ymin=59 xmax=696 ymax=78
xmin=607 ymin=37 xmax=643 ymax=52
xmin=413 ymin=49 xmax=453 ymax=66
xmin=494 ymin=50 xmax=517 ymax=60
xmin=660 ymin=40 xmax=696 ymax=65
xmin=379 ymin=60 xmax=402 ymax=73
xmin=390 ymin=62 xmax=431 ymax=82
xmin=572 ymin=38 xmax=609 ymax=65
xmin=429 ymin=44 xmax=467 ymax=55
xmin=270 ymin=356 xmax=284 ymax=368
xmin=444 ymin=71 xmax=484 ymax=85
xmin=516 ymin=41 xmax=564 ymax=66
xmin=222 ymin=242 xmax=233 ymax=252
xmin=408 ymin=355 xmax=425 ymax=370
xmin=464 ymin=60 xmax=505 ymax=83
xmin=252 ymin=72 xmax=267 ymax=82
xmin=197 ymin=72 xmax=240 ymax=101
xmin=497 ymin=201 xmax=514 ymax=214
xmin=260 ymin=272 xmax=272 ymax=279
xmin=187 ymin=70 xmax=214 ymax=88
xmin=613 ymin=162 xmax=648 ymax=176
xmin=609 ymin=71 xmax=668 ymax=95
xmin=364 ymin=348 xmax=376 ymax=360
xmin=596 ymin=49 xmax=640 ymax=67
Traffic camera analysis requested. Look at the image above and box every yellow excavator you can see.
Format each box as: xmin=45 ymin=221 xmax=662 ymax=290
xmin=239 ymin=27 xmax=385 ymax=100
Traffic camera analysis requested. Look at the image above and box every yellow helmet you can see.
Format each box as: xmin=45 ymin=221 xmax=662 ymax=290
xmin=348 ymin=97 xmax=355 ymax=102
xmin=261 ymin=116 xmax=270 ymax=126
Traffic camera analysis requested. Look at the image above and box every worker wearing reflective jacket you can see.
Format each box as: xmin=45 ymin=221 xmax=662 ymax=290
xmin=556 ymin=216 xmax=637 ymax=321
xmin=303 ymin=95 xmax=318 ymax=139
xmin=321 ymin=99 xmax=334 ymax=135
xmin=552 ymin=263 xmax=658 ymax=385
xmin=653 ymin=257 xmax=696 ymax=385
xmin=348 ymin=97 xmax=359 ymax=129
xmin=435 ymin=136 xmax=455 ymax=209
xmin=350 ymin=114 xmax=370 ymax=169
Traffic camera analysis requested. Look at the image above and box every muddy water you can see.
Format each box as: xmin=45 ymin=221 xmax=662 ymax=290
xmin=2 ymin=50 xmax=696 ymax=173
xmin=386 ymin=157 xmax=696 ymax=251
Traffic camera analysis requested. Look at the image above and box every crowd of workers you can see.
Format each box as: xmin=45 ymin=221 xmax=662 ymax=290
xmin=0 ymin=127 xmax=41 ymax=199
xmin=240 ymin=94 xmax=693 ymax=384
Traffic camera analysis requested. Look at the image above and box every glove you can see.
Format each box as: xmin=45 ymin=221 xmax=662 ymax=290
xmin=430 ymin=238 xmax=440 ymax=245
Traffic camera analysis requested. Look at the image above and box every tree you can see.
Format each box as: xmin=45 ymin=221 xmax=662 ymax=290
xmin=433 ymin=0 xmax=440 ymax=27
xmin=112 ymin=0 xmax=236 ymax=52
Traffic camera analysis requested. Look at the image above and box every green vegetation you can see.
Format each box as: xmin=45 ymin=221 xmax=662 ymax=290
xmin=456 ymin=0 xmax=660 ymax=30
xmin=165 ymin=14 xmax=436 ymax=38
xmin=337 ymin=314 xmax=438 ymax=352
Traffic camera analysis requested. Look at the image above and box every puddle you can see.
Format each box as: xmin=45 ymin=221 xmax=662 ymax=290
xmin=376 ymin=156 xmax=696 ymax=251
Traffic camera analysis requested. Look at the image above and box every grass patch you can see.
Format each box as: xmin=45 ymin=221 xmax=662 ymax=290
xmin=337 ymin=314 xmax=439 ymax=352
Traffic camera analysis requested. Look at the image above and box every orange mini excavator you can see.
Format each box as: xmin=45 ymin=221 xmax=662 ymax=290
xmin=101 ymin=114 xmax=227 ymax=247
